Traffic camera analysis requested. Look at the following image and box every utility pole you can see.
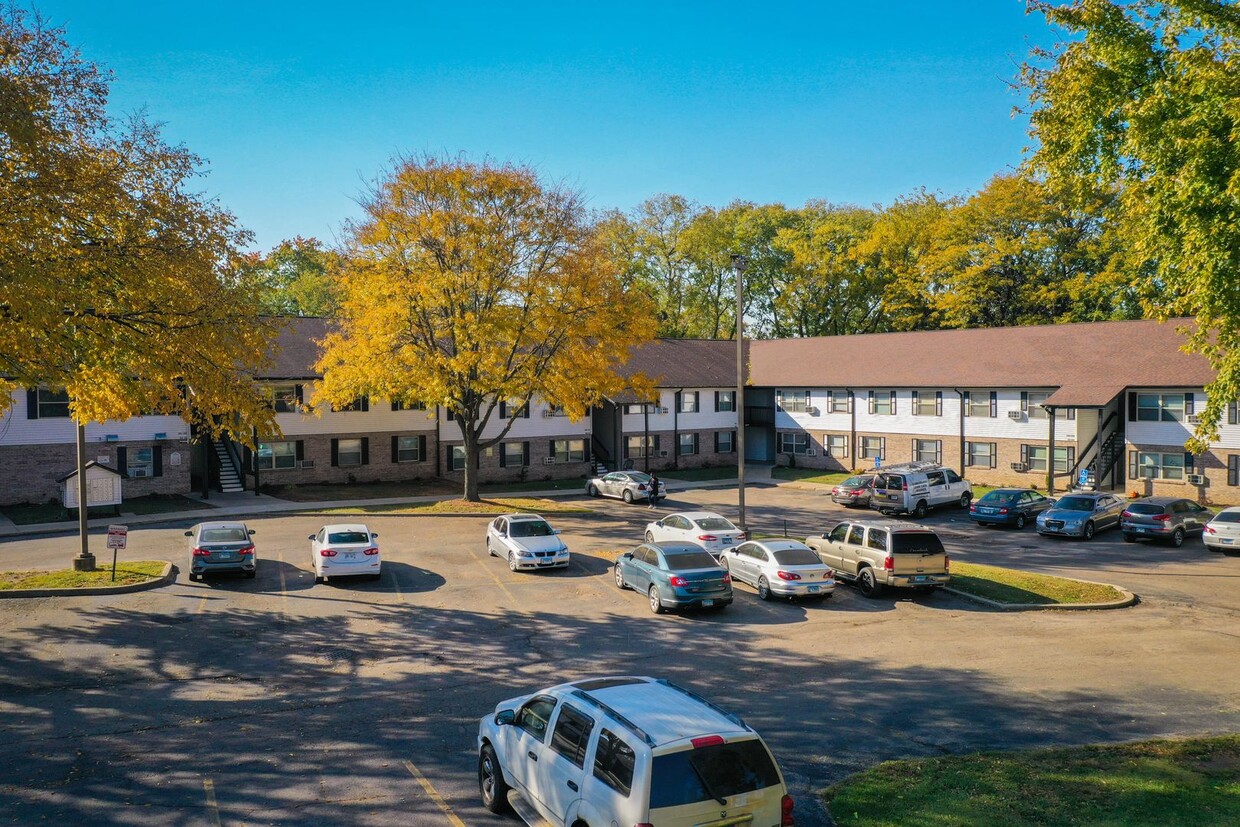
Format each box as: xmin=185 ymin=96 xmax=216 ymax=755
xmin=732 ymin=254 xmax=748 ymax=532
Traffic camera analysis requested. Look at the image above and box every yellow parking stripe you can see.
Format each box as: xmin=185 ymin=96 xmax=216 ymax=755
xmin=202 ymin=778 xmax=222 ymax=826
xmin=403 ymin=759 xmax=467 ymax=827
xmin=467 ymin=549 xmax=518 ymax=602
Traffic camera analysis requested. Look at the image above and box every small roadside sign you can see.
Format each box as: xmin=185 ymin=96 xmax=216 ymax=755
xmin=107 ymin=525 xmax=128 ymax=550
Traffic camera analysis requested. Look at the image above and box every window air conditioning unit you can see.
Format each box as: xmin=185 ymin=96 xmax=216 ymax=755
xmin=1187 ymin=473 xmax=1206 ymax=485
xmin=1010 ymin=462 xmax=1028 ymax=472
xmin=1008 ymin=410 xmax=1025 ymax=420
xmin=543 ymin=456 xmax=556 ymax=464
xmin=1186 ymin=414 xmax=1203 ymax=425
xmin=542 ymin=410 xmax=555 ymax=417
xmin=299 ymin=460 xmax=315 ymax=470
xmin=131 ymin=469 xmax=148 ymax=478
xmin=807 ymin=407 xmax=819 ymax=416
xmin=658 ymin=450 xmax=669 ymax=458
xmin=805 ymin=448 xmax=817 ymax=456
xmin=658 ymin=407 xmax=670 ymax=414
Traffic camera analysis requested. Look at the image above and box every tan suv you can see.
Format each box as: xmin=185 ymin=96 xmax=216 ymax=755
xmin=805 ymin=519 xmax=949 ymax=597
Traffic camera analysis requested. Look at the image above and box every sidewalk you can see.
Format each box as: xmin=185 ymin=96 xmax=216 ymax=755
xmin=0 ymin=466 xmax=775 ymax=539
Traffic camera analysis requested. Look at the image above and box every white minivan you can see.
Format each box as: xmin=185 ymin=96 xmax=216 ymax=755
xmin=871 ymin=461 xmax=972 ymax=518
xmin=478 ymin=676 xmax=794 ymax=827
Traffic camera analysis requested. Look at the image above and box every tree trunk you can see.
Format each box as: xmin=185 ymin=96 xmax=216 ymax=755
xmin=461 ymin=425 xmax=481 ymax=502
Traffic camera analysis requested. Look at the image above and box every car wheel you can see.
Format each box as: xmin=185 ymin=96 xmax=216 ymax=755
xmin=1170 ymin=528 xmax=1185 ymax=548
xmin=623 ymin=489 xmax=634 ymax=504
xmin=188 ymin=572 xmax=198 ymax=582
xmin=486 ymin=538 xmax=493 ymax=557
xmin=508 ymin=551 xmax=519 ymax=572
xmin=246 ymin=569 xmax=257 ymax=579
xmin=1083 ymin=521 xmax=1095 ymax=541
xmin=587 ymin=484 xmax=599 ymax=497
xmin=757 ymin=576 xmax=773 ymax=601
xmin=614 ymin=564 xmax=627 ymax=590
xmin=1123 ymin=533 xmax=1137 ymax=543
xmin=857 ymin=567 xmax=882 ymax=598
xmin=479 ymin=743 xmax=510 ymax=814
xmin=644 ymin=530 xmax=654 ymax=543
xmin=1015 ymin=514 xmax=1027 ymax=529
xmin=648 ymin=585 xmax=665 ymax=614
xmin=959 ymin=492 xmax=972 ymax=508
xmin=912 ymin=500 xmax=928 ymax=519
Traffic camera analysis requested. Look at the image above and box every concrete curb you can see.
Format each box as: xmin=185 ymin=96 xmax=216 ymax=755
xmin=944 ymin=578 xmax=1138 ymax=611
xmin=0 ymin=560 xmax=176 ymax=599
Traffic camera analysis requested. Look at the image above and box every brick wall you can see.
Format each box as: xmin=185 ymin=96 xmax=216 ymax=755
xmin=439 ymin=436 xmax=592 ymax=483
xmin=620 ymin=428 xmax=740 ymax=473
xmin=0 ymin=440 xmax=191 ymax=506
xmin=253 ymin=432 xmax=439 ymax=487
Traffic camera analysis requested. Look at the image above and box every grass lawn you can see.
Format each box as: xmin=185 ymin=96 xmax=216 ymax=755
xmin=310 ymin=497 xmax=594 ymax=516
xmin=823 ymin=735 xmax=1240 ymax=827
xmin=1 ymin=495 xmax=213 ymax=526
xmin=771 ymin=468 xmax=854 ymax=485
xmin=0 ymin=560 xmax=167 ymax=590
xmin=661 ymin=466 xmax=739 ymax=482
xmin=950 ymin=561 xmax=1124 ymax=605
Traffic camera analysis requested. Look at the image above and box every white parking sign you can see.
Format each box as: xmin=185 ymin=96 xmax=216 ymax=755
xmin=106 ymin=525 xmax=128 ymax=550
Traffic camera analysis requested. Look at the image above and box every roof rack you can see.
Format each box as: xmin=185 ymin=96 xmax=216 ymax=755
xmin=871 ymin=460 xmax=942 ymax=474
xmin=569 ymin=689 xmax=657 ymax=747
xmin=654 ymin=679 xmax=749 ymax=730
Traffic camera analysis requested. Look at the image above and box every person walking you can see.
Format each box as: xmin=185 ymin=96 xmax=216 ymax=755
xmin=648 ymin=472 xmax=660 ymax=508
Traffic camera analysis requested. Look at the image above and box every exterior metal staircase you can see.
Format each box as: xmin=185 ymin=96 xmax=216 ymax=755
xmin=1092 ymin=429 xmax=1123 ymax=490
xmin=212 ymin=438 xmax=245 ymax=493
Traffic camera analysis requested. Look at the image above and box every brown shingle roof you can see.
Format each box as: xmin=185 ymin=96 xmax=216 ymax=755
xmin=260 ymin=316 xmax=330 ymax=379
xmin=619 ymin=339 xmax=739 ymax=388
xmin=747 ymin=318 xmax=1213 ymax=406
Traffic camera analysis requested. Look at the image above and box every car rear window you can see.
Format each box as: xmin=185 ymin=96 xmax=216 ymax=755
xmin=875 ymin=474 xmax=902 ymax=489
xmin=1213 ymin=512 xmax=1240 ymax=524
xmin=1125 ymin=503 xmax=1166 ymax=515
xmin=1055 ymin=496 xmax=1095 ymax=512
xmin=510 ymin=520 xmax=553 ymax=537
xmin=201 ymin=528 xmax=248 ymax=542
xmin=842 ymin=476 xmax=872 ymax=487
xmin=328 ymin=531 xmax=370 ymax=544
xmin=650 ymin=739 xmax=781 ymax=809
xmin=890 ymin=533 xmax=945 ymax=555
xmin=695 ymin=517 xmax=736 ymax=531
xmin=772 ymin=547 xmax=819 ymax=566
xmin=664 ymin=551 xmax=720 ymax=571
xmin=979 ymin=491 xmax=1017 ymax=505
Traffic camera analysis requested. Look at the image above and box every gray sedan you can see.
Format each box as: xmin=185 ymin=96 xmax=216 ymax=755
xmin=586 ymin=471 xmax=666 ymax=504
xmin=185 ymin=521 xmax=257 ymax=581
xmin=1036 ymin=492 xmax=1126 ymax=540
xmin=719 ymin=539 xmax=835 ymax=601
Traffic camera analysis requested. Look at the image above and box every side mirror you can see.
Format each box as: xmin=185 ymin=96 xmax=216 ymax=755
xmin=821 ymin=533 xmax=829 ymax=539
xmin=371 ymin=532 xmax=379 ymax=539
xmin=620 ymin=552 xmax=633 ymax=560
xmin=308 ymin=534 xmax=316 ymax=541
xmin=248 ymin=529 xmax=256 ymax=536
xmin=495 ymin=709 xmax=515 ymax=726
xmin=183 ymin=530 xmax=193 ymax=537
xmin=552 ymin=528 xmax=561 ymax=535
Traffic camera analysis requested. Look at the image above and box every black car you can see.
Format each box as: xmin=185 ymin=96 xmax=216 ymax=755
xmin=1121 ymin=496 xmax=1213 ymax=547
xmin=969 ymin=488 xmax=1055 ymax=529
xmin=830 ymin=474 xmax=876 ymax=508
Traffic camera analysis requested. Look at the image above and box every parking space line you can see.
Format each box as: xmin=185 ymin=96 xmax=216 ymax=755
xmin=467 ymin=549 xmax=518 ymax=602
xmin=202 ymin=778 xmax=222 ymax=827
xmin=402 ymin=759 xmax=467 ymax=827
xmin=194 ymin=596 xmax=207 ymax=615
xmin=277 ymin=554 xmax=289 ymax=619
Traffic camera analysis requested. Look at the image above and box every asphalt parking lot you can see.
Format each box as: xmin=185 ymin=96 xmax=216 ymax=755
xmin=1 ymin=482 xmax=1238 ymax=826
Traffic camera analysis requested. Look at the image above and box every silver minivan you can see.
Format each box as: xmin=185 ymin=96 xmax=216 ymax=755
xmin=871 ymin=462 xmax=973 ymax=518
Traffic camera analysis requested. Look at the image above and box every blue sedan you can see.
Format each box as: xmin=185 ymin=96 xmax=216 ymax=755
xmin=970 ymin=488 xmax=1055 ymax=529
xmin=614 ymin=542 xmax=733 ymax=613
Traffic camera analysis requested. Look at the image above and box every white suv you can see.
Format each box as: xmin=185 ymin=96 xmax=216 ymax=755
xmin=477 ymin=676 xmax=793 ymax=827
xmin=870 ymin=462 xmax=972 ymax=518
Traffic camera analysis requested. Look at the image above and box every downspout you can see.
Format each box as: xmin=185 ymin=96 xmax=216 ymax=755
xmin=954 ymin=389 xmax=966 ymax=475
xmin=672 ymin=387 xmax=683 ymax=470
xmin=848 ymin=390 xmax=857 ymax=470
xmin=1046 ymin=405 xmax=1057 ymax=495
xmin=643 ymin=400 xmax=651 ymax=473
xmin=435 ymin=404 xmax=442 ymax=477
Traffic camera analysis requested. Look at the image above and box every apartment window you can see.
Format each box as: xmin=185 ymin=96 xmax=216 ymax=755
xmin=912 ymin=391 xmax=941 ymax=417
xmin=395 ymin=436 xmax=422 ymax=463
xmin=913 ymin=439 xmax=942 ymax=464
xmin=678 ymin=392 xmax=699 ymax=414
xmin=677 ymin=433 xmax=698 ymax=456
xmin=450 ymin=445 xmax=467 ymax=471
xmin=553 ymin=439 xmax=585 ymax=463
xmin=1228 ymin=455 xmax=1239 ymax=486
xmin=860 ymin=436 xmax=884 ymax=460
xmin=336 ymin=438 xmax=364 ymax=466
xmin=546 ymin=404 xmax=566 ymax=417
xmin=625 ymin=435 xmax=656 ymax=458
xmin=715 ymin=431 xmax=734 ymax=453
xmin=502 ymin=442 xmax=527 ymax=467
xmin=1132 ymin=451 xmax=1187 ymax=481
xmin=498 ymin=400 xmax=529 ymax=419
xmin=624 ymin=402 xmax=657 ymax=415
xmin=1023 ymin=445 xmax=1073 ymax=474
xmin=779 ymin=432 xmax=811 ymax=455
xmin=1024 ymin=391 xmax=1050 ymax=420
xmin=777 ymin=390 xmax=810 ymax=413
xmin=828 ymin=390 xmax=850 ymax=413
xmin=256 ymin=441 xmax=297 ymax=470
xmin=391 ymin=398 xmax=426 ymax=412
xmin=1135 ymin=393 xmax=1188 ymax=422
xmin=270 ymin=385 xmax=302 ymax=413
xmin=715 ymin=391 xmax=735 ymax=412
xmin=869 ymin=391 xmax=895 ymax=416
xmin=965 ymin=391 xmax=996 ymax=417
xmin=966 ymin=441 xmax=996 ymax=468
xmin=827 ymin=434 xmax=849 ymax=458
xmin=333 ymin=396 xmax=369 ymax=413
xmin=35 ymin=388 xmax=71 ymax=418
xmin=127 ymin=447 xmax=155 ymax=478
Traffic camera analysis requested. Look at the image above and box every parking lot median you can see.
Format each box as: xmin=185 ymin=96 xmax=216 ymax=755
xmin=947 ymin=561 xmax=1133 ymax=609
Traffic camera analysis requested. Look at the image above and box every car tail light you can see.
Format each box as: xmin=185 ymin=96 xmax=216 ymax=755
xmin=883 ymin=556 xmax=894 ymax=571
xmin=691 ymin=735 xmax=725 ymax=748
xmin=737 ymin=532 xmax=747 ymax=540
xmin=635 ymin=823 xmax=655 ymax=827
xmin=998 ymin=508 xmax=1008 ymax=515
xmin=668 ymin=575 xmax=688 ymax=587
xmin=698 ymin=534 xmax=718 ymax=541
xmin=776 ymin=570 xmax=801 ymax=581
xmin=319 ymin=549 xmax=338 ymax=557
xmin=902 ymin=482 xmax=908 ymax=490
xmin=1121 ymin=510 xmax=1133 ymax=519
xmin=831 ymin=487 xmax=840 ymax=494
xmin=944 ymin=553 xmax=950 ymax=571
xmin=638 ymin=483 xmax=648 ymax=491
xmin=1153 ymin=514 xmax=1172 ymax=522
xmin=1205 ymin=525 xmax=1216 ymax=534
xmin=781 ymin=793 xmax=795 ymax=826
xmin=363 ymin=547 xmax=380 ymax=555
xmin=722 ymin=572 xmax=731 ymax=584
xmin=237 ymin=545 xmax=255 ymax=556
xmin=825 ymin=568 xmax=835 ymax=579
xmin=191 ymin=547 xmax=211 ymax=557
xmin=969 ymin=504 xmax=977 ymax=512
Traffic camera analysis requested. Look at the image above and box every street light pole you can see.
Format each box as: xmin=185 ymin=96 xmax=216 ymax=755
xmin=732 ymin=254 xmax=748 ymax=532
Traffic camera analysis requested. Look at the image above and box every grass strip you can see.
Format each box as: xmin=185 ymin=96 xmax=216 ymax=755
xmin=310 ymin=497 xmax=594 ymax=516
xmin=1 ymin=495 xmax=214 ymax=525
xmin=950 ymin=560 xmax=1123 ymax=605
xmin=0 ymin=560 xmax=167 ymax=590
xmin=824 ymin=735 xmax=1240 ymax=827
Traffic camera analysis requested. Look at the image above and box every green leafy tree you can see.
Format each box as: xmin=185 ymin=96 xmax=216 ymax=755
xmin=244 ymin=236 xmax=340 ymax=317
xmin=1024 ymin=0 xmax=1240 ymax=450
xmin=859 ymin=189 xmax=956 ymax=331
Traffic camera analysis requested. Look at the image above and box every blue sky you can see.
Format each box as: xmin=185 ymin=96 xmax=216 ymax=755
xmin=36 ymin=1 xmax=1061 ymax=252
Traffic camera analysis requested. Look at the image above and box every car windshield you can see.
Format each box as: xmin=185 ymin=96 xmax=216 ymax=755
xmin=510 ymin=520 xmax=553 ymax=537
xmin=664 ymin=551 xmax=719 ymax=571
xmin=201 ymin=527 xmax=248 ymax=542
xmin=842 ymin=476 xmax=872 ymax=487
xmin=1213 ymin=512 xmax=1240 ymax=524
xmin=694 ymin=517 xmax=736 ymax=531
xmin=772 ymin=547 xmax=820 ymax=566
xmin=649 ymin=739 xmax=781 ymax=809
xmin=980 ymin=491 xmax=1018 ymax=505
xmin=890 ymin=533 xmax=945 ymax=555
xmin=1055 ymin=496 xmax=1095 ymax=512
xmin=327 ymin=531 xmax=370 ymax=544
xmin=1125 ymin=503 xmax=1165 ymax=515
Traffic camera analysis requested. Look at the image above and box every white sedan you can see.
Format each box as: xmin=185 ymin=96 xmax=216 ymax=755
xmin=644 ymin=511 xmax=746 ymax=559
xmin=719 ymin=539 xmax=836 ymax=601
xmin=486 ymin=513 xmax=570 ymax=572
xmin=1204 ymin=506 xmax=1240 ymax=552
xmin=308 ymin=523 xmax=381 ymax=583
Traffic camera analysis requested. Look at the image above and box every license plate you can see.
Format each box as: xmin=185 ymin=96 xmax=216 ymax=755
xmin=1135 ymin=527 xmax=1147 ymax=533
xmin=218 ymin=553 xmax=233 ymax=560
xmin=808 ymin=584 xmax=820 ymax=593
xmin=888 ymin=494 xmax=899 ymax=501
xmin=910 ymin=575 xmax=928 ymax=583
xmin=701 ymin=599 xmax=714 ymax=607
xmin=1223 ymin=538 xmax=1234 ymax=545
xmin=1048 ymin=521 xmax=1063 ymax=529
xmin=344 ymin=553 xmax=358 ymax=560
xmin=982 ymin=508 xmax=995 ymax=514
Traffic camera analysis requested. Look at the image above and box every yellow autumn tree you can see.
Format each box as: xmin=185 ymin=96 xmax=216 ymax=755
xmin=317 ymin=156 xmax=657 ymax=501
xmin=0 ymin=6 xmax=277 ymax=440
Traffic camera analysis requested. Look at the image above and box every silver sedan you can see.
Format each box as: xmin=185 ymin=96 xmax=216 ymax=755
xmin=585 ymin=471 xmax=666 ymax=504
xmin=719 ymin=539 xmax=836 ymax=601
